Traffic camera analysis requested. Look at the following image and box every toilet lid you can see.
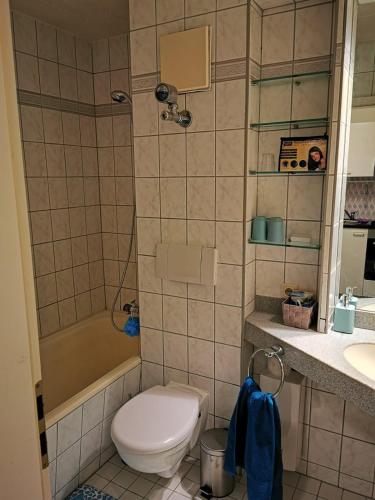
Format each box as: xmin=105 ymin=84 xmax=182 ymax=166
xmin=111 ymin=385 xmax=200 ymax=454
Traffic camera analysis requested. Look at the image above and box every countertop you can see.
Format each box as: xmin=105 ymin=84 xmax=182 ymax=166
xmin=245 ymin=312 xmax=375 ymax=416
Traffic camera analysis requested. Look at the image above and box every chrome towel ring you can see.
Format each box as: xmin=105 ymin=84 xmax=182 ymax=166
xmin=247 ymin=345 xmax=285 ymax=398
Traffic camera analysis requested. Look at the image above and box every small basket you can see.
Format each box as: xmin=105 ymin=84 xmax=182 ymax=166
xmin=282 ymin=298 xmax=317 ymax=330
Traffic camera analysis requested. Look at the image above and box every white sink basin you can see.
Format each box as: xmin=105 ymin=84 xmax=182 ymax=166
xmin=344 ymin=343 xmax=375 ymax=381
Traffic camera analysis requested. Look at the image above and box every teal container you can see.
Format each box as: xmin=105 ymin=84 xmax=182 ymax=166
xmin=267 ymin=217 xmax=284 ymax=243
xmin=333 ymin=302 xmax=355 ymax=334
xmin=251 ymin=216 xmax=267 ymax=241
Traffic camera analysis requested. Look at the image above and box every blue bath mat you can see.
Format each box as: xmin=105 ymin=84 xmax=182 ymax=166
xmin=66 ymin=484 xmax=114 ymax=500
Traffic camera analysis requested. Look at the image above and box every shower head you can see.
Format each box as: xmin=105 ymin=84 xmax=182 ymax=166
xmin=111 ymin=90 xmax=132 ymax=104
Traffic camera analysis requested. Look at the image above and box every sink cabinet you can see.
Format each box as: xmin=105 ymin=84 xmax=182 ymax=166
xmin=340 ymin=228 xmax=368 ymax=295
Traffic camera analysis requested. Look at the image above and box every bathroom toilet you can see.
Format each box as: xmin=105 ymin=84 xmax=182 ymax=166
xmin=111 ymin=382 xmax=209 ymax=478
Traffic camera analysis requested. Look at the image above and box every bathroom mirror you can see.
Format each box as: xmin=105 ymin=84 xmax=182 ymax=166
xmin=159 ymin=26 xmax=211 ymax=93
xmin=337 ymin=3 xmax=375 ymax=319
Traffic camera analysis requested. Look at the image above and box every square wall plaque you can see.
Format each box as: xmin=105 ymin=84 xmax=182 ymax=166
xmin=160 ymin=26 xmax=211 ymax=93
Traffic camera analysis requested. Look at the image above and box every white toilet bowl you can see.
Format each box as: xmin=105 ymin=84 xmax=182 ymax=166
xmin=111 ymin=382 xmax=209 ymax=478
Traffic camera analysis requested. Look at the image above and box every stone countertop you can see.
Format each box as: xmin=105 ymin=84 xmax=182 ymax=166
xmin=245 ymin=312 xmax=375 ymax=416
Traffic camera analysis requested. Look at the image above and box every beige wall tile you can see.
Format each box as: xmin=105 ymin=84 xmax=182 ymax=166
xmin=138 ymin=255 xmax=162 ymax=293
xmin=188 ymin=299 xmax=214 ymax=341
xmin=216 ymin=80 xmax=246 ymax=130
xmin=129 ymin=0 xmax=156 ymax=30
xmin=160 ymin=134 xmax=186 ymax=177
xmin=186 ymin=86 xmax=215 ymax=133
xmin=39 ymin=59 xmax=60 ymax=97
xmin=39 ymin=304 xmax=60 ymax=336
xmin=187 ymin=132 xmax=215 ymax=176
xmin=343 ymin=402 xmax=375 ymax=445
xmin=163 ymin=295 xmax=187 ymax=335
xmin=216 ymin=221 xmax=243 ymax=265
xmin=187 ymin=177 xmax=215 ymax=220
xmin=215 ymin=304 xmax=242 ymax=346
xmin=187 ymin=220 xmax=215 ymax=247
xmin=60 ymin=65 xmax=78 ymax=101
xmin=214 ymin=381 xmax=238 ymax=420
xmin=164 ymin=332 xmax=187 ymax=371
xmin=262 ymin=11 xmax=294 ymax=65
xmin=308 ymin=427 xmax=341 ymax=470
xmin=16 ymin=52 xmax=40 ymax=93
xmin=109 ymin=35 xmax=129 ymax=70
xmin=256 ymin=260 xmax=284 ymax=297
xmin=185 ymin=0 xmax=216 ymax=17
xmin=57 ymin=30 xmax=76 ymax=67
xmin=93 ymin=38 xmax=109 ymax=73
xmin=133 ymin=92 xmax=159 ymax=136
xmin=130 ymin=27 xmax=157 ymax=76
xmin=340 ymin=437 xmax=375 ymax=482
xmin=160 ymin=178 xmax=186 ymax=219
xmin=188 ymin=338 xmax=214 ymax=378
xmin=21 ymin=105 xmax=44 ymax=142
xmin=76 ymin=39 xmax=92 ymax=72
xmin=135 ymin=178 xmax=160 ymax=217
xmin=156 ymin=0 xmax=184 ymax=24
xmin=215 ymin=264 xmax=243 ymax=306
xmin=257 ymin=176 xmax=288 ymax=219
xmin=27 ymin=178 xmax=50 ymax=211
xmin=216 ymin=130 xmax=244 ymax=176
xmin=216 ymin=177 xmax=244 ymax=221
xmin=141 ymin=328 xmax=163 ymax=364
xmin=217 ymin=6 xmax=247 ymax=61
xmin=137 ymin=218 xmax=161 ymax=256
xmin=23 ymin=142 xmax=47 ymax=177
xmin=295 ymin=4 xmax=333 ymax=60
xmin=215 ymin=343 xmax=241 ymax=385
xmin=13 ymin=12 xmax=37 ymax=55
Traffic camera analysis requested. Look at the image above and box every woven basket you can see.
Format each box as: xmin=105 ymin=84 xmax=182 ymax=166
xmin=282 ymin=298 xmax=316 ymax=330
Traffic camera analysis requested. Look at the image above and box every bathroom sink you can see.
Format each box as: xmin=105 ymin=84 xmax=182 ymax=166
xmin=344 ymin=343 xmax=375 ymax=381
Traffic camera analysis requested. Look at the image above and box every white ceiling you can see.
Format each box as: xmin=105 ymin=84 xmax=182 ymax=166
xmin=10 ymin=0 xmax=129 ymax=41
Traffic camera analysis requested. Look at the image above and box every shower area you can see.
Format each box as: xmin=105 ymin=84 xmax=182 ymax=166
xmin=10 ymin=0 xmax=140 ymax=494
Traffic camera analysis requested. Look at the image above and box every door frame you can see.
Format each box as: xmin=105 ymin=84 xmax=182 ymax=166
xmin=0 ymin=1 xmax=51 ymax=498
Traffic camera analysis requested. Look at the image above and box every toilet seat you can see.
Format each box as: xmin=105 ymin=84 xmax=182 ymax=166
xmin=111 ymin=385 xmax=200 ymax=454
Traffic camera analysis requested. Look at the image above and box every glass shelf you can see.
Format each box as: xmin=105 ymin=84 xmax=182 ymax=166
xmin=248 ymin=239 xmax=321 ymax=250
xmin=251 ymin=70 xmax=331 ymax=86
xmin=249 ymin=117 xmax=329 ymax=131
xmin=248 ymin=169 xmax=326 ymax=176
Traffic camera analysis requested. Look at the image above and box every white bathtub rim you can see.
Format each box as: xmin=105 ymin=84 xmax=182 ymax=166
xmin=45 ymin=355 xmax=141 ymax=428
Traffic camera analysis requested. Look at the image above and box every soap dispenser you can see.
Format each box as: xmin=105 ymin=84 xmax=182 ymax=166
xmin=333 ymin=294 xmax=355 ymax=334
xmin=345 ymin=287 xmax=358 ymax=309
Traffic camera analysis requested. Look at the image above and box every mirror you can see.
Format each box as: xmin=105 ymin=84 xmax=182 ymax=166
xmin=339 ymin=3 xmax=375 ymax=313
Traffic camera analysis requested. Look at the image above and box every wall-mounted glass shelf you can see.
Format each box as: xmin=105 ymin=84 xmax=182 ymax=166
xmin=248 ymin=239 xmax=321 ymax=250
xmin=251 ymin=70 xmax=331 ymax=86
xmin=249 ymin=117 xmax=329 ymax=131
xmin=248 ymin=169 xmax=326 ymax=177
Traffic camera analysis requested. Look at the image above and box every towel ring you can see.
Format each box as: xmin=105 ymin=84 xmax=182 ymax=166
xmin=247 ymin=345 xmax=285 ymax=398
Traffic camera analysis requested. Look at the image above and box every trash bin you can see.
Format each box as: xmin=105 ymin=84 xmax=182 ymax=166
xmin=200 ymin=428 xmax=235 ymax=499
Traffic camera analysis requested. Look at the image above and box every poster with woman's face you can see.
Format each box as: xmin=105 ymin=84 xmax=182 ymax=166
xmin=279 ymin=136 xmax=328 ymax=172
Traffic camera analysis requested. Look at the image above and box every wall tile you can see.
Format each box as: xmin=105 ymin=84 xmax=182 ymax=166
xmin=141 ymin=328 xmax=164 ymax=364
xmin=188 ymin=299 xmax=214 ymax=340
xmin=216 ymin=177 xmax=244 ymax=221
xmin=262 ymin=11 xmax=294 ymax=65
xmin=139 ymin=292 xmax=163 ymax=330
xmin=217 ymin=6 xmax=247 ymax=62
xmin=215 ymin=343 xmax=241 ymax=385
xmin=214 ymin=381 xmax=238 ymax=420
xmin=57 ymin=30 xmax=76 ymax=67
xmin=187 ymin=177 xmax=215 ymax=220
xmin=80 ymin=424 xmax=102 ymax=469
xmin=295 ymin=4 xmax=333 ymax=60
xmin=186 ymin=86 xmax=215 ymax=133
xmin=308 ymin=427 xmax=341 ymax=470
xmin=340 ymin=436 xmax=375 ymax=482
xmin=216 ymin=130 xmax=244 ymax=176
xmin=57 ymin=407 xmax=83 ymax=455
xmin=164 ymin=332 xmax=188 ymax=371
xmin=129 ymin=0 xmax=156 ymax=30
xmin=13 ymin=12 xmax=37 ymax=55
xmin=160 ymin=178 xmax=186 ymax=219
xmin=156 ymin=0 xmax=184 ymax=24
xmin=163 ymin=295 xmax=187 ymax=335
xmin=130 ymin=27 xmax=156 ymax=76
xmin=310 ymin=389 xmax=345 ymax=433
xmin=16 ymin=53 xmax=40 ymax=93
xmin=215 ymin=304 xmax=242 ymax=346
xmin=43 ymin=110 xmax=63 ymax=144
xmin=215 ymin=264 xmax=243 ymax=306
xmin=160 ymin=134 xmax=186 ymax=177
xmin=188 ymin=337 xmax=214 ymax=378
xmin=216 ymin=221 xmax=243 ymax=265
xmin=21 ymin=105 xmax=44 ymax=142
xmin=133 ymin=92 xmax=159 ymax=136
xmin=56 ymin=440 xmax=80 ymax=492
xmin=216 ymin=79 xmax=246 ymax=130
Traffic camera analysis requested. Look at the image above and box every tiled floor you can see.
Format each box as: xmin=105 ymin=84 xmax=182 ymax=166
xmin=84 ymin=449 xmax=372 ymax=500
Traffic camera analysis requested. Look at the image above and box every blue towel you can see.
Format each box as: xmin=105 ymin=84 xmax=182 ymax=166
xmin=224 ymin=377 xmax=283 ymax=500
xmin=224 ymin=377 xmax=260 ymax=473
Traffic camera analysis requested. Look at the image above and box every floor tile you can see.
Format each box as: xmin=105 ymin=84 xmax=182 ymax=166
xmin=85 ymin=473 xmax=109 ymax=491
xmin=128 ymin=476 xmax=155 ymax=496
xmin=102 ymin=481 xmax=126 ymax=499
xmin=112 ymin=469 xmax=139 ymax=489
xmin=146 ymin=484 xmax=174 ymax=500
xmin=174 ymin=478 xmax=200 ymax=498
xmin=97 ymin=462 xmax=123 ymax=481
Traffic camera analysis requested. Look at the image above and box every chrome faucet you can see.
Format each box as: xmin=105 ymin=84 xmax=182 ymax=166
xmin=344 ymin=209 xmax=357 ymax=220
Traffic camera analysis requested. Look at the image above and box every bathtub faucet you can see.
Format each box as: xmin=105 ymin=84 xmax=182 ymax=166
xmin=123 ymin=300 xmax=139 ymax=317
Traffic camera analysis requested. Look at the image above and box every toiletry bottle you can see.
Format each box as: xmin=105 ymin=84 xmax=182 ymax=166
xmin=345 ymin=287 xmax=358 ymax=309
xmin=333 ymin=294 xmax=355 ymax=334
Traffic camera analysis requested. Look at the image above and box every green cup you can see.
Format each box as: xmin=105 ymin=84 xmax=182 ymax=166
xmin=267 ymin=217 xmax=284 ymax=243
xmin=251 ymin=216 xmax=267 ymax=241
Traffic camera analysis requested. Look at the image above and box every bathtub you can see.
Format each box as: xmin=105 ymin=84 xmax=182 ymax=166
xmin=40 ymin=311 xmax=141 ymax=498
